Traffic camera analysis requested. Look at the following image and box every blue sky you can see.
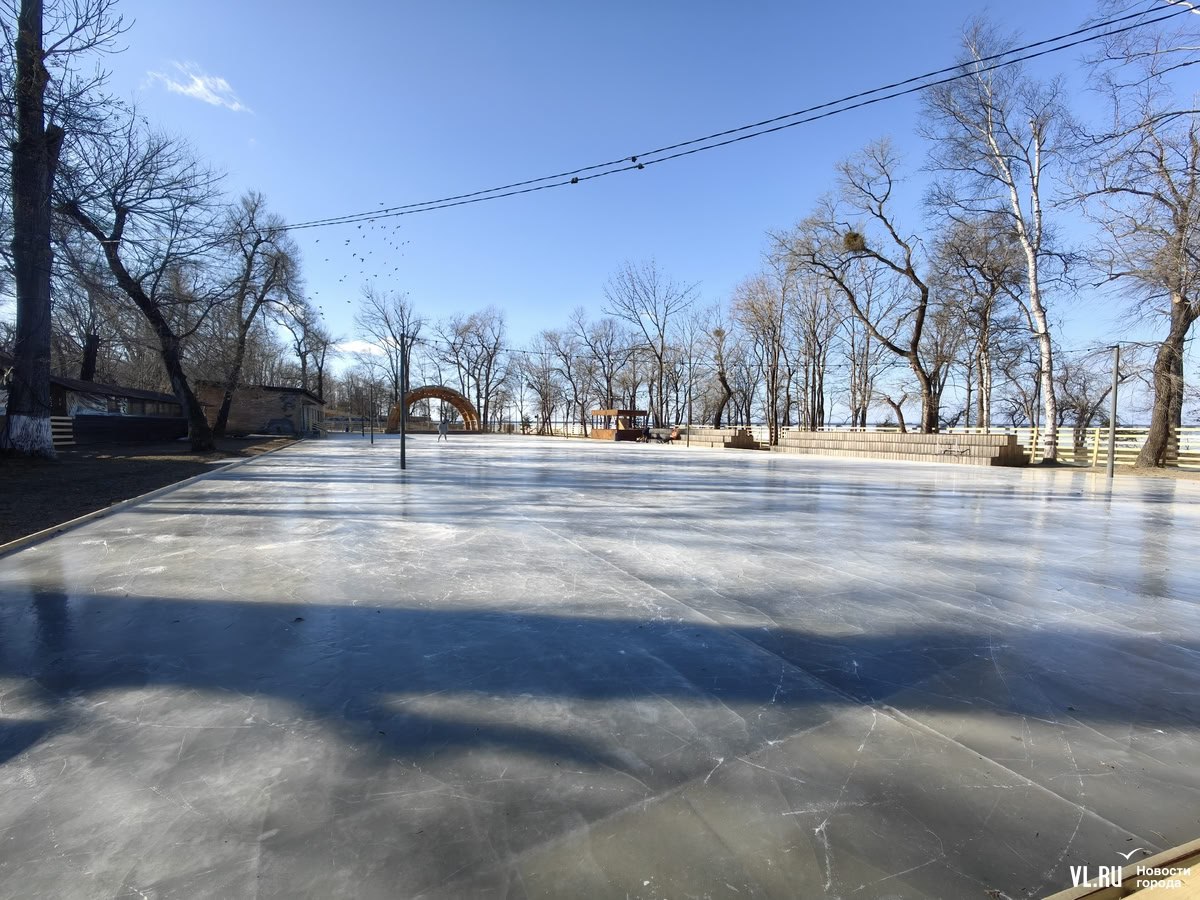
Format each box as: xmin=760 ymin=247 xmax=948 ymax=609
xmin=99 ymin=1 xmax=1150 ymax=354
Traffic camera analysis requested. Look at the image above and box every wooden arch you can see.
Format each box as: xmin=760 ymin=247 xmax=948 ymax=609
xmin=385 ymin=385 xmax=481 ymax=432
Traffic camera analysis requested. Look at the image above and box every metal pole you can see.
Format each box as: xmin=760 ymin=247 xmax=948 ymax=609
xmin=399 ymin=332 xmax=407 ymax=470
xmin=1031 ymin=369 xmax=1040 ymax=462
xmin=687 ymin=379 xmax=691 ymax=448
xmin=1107 ymin=344 xmax=1120 ymax=479
xmin=370 ymin=383 xmax=375 ymax=445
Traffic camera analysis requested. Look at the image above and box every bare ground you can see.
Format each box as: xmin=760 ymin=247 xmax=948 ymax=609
xmin=0 ymin=436 xmax=294 ymax=546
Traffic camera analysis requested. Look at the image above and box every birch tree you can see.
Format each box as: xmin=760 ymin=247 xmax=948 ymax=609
xmin=922 ymin=20 xmax=1072 ymax=461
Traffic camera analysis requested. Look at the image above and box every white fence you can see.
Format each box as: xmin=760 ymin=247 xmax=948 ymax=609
xmin=807 ymin=425 xmax=1200 ymax=469
xmin=497 ymin=421 xmax=1199 ymax=468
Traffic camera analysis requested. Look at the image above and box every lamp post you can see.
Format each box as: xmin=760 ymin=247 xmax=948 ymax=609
xmin=1107 ymin=344 xmax=1120 ymax=480
xmin=399 ymin=331 xmax=407 ymax=470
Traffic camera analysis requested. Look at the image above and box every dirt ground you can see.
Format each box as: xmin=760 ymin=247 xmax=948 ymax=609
xmin=0 ymin=436 xmax=294 ymax=546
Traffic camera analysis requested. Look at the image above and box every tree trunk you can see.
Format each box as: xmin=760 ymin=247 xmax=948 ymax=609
xmin=766 ymin=359 xmax=780 ymax=446
xmin=79 ymin=332 xmax=99 ymax=381
xmin=712 ymin=368 xmax=733 ymax=428
xmin=156 ymin=325 xmax=213 ymax=449
xmin=883 ymin=397 xmax=907 ymax=433
xmin=964 ymin=360 xmax=973 ymax=428
xmin=64 ymin=207 xmax=216 ymax=452
xmin=2 ymin=0 xmax=61 ymax=458
xmin=213 ymin=388 xmax=236 ymax=439
xmin=213 ymin=326 xmax=252 ymax=438
xmin=1018 ymin=236 xmax=1058 ymax=460
xmin=976 ymin=339 xmax=993 ymax=433
xmin=813 ymin=357 xmax=827 ymax=430
xmin=910 ymin=358 xmax=938 ymax=433
xmin=1136 ymin=296 xmax=1194 ymax=468
xmin=920 ymin=391 xmax=938 ymax=433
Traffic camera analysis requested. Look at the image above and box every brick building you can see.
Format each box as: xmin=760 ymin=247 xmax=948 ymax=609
xmin=198 ymin=383 xmax=324 ymax=436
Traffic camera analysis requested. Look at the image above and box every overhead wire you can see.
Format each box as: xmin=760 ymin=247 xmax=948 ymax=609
xmin=278 ymin=3 xmax=1189 ymax=233
xmin=36 ymin=3 xmax=1187 ymax=269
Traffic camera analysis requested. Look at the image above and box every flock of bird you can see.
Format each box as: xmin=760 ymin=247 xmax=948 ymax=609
xmin=305 ymin=217 xmax=412 ymax=322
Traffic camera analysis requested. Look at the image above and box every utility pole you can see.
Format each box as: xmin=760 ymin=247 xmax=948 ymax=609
xmin=399 ymin=331 xmax=407 ymax=470
xmin=1107 ymin=344 xmax=1120 ymax=480
xmin=1031 ymin=366 xmax=1041 ymax=463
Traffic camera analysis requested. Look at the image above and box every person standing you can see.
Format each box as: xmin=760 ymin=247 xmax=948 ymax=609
xmin=438 ymin=419 xmax=449 ymax=442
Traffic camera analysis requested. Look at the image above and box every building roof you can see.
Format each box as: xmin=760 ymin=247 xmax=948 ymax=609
xmin=53 ymin=372 xmax=180 ymax=404
xmin=196 ymin=380 xmax=323 ymax=406
xmin=0 ymin=352 xmax=180 ymax=405
xmin=255 ymin=384 xmax=323 ymax=404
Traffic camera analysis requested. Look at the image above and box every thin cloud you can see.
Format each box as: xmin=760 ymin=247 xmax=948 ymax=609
xmin=337 ymin=340 xmax=385 ymax=357
xmin=147 ymin=62 xmax=251 ymax=113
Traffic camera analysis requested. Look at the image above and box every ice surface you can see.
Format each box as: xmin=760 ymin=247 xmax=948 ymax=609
xmin=1 ymin=434 xmax=1198 ymax=898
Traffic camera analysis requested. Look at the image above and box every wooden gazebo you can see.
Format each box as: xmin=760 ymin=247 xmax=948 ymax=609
xmin=589 ymin=408 xmax=649 ymax=442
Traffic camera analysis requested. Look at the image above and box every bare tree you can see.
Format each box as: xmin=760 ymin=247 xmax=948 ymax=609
xmin=570 ymin=309 xmax=631 ymax=413
xmin=468 ymin=308 xmax=509 ymax=430
xmin=786 ymin=141 xmax=945 ymax=432
xmin=837 ymin=261 xmax=889 ymax=429
xmin=57 ymin=115 xmax=224 ymax=451
xmin=544 ymin=328 xmax=593 ymax=434
xmin=790 ymin=271 xmax=841 ymax=431
xmin=354 ymin=285 xmax=422 ymax=409
xmin=671 ymin=305 xmax=711 ymax=428
xmin=49 ymin=225 xmax=122 ymax=380
xmin=604 ymin=259 xmax=697 ymax=427
xmin=341 ymin=361 xmax=387 ymax=432
xmin=276 ymin=298 xmax=334 ymax=401
xmin=1078 ymin=8 xmax=1199 ymax=466
xmin=1 ymin=0 xmax=124 ymax=455
xmin=922 ymin=20 xmax=1072 ymax=460
xmin=614 ymin=345 xmax=650 ymax=415
xmin=1056 ymin=350 xmax=1123 ymax=456
xmin=705 ymin=311 xmax=736 ymax=428
xmin=732 ymin=269 xmax=790 ymax=444
xmin=209 ymin=193 xmax=298 ymax=437
xmin=310 ymin=324 xmax=336 ymax=402
xmin=519 ymin=334 xmax=562 ymax=435
xmin=436 ymin=307 xmax=508 ymax=429
xmin=930 ymin=214 xmax=1025 ymax=430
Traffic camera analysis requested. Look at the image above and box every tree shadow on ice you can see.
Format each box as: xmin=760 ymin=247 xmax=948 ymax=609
xmin=1 ymin=588 xmax=1198 ymax=771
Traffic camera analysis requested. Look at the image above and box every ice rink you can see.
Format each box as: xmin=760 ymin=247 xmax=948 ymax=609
xmin=1 ymin=434 xmax=1198 ymax=898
